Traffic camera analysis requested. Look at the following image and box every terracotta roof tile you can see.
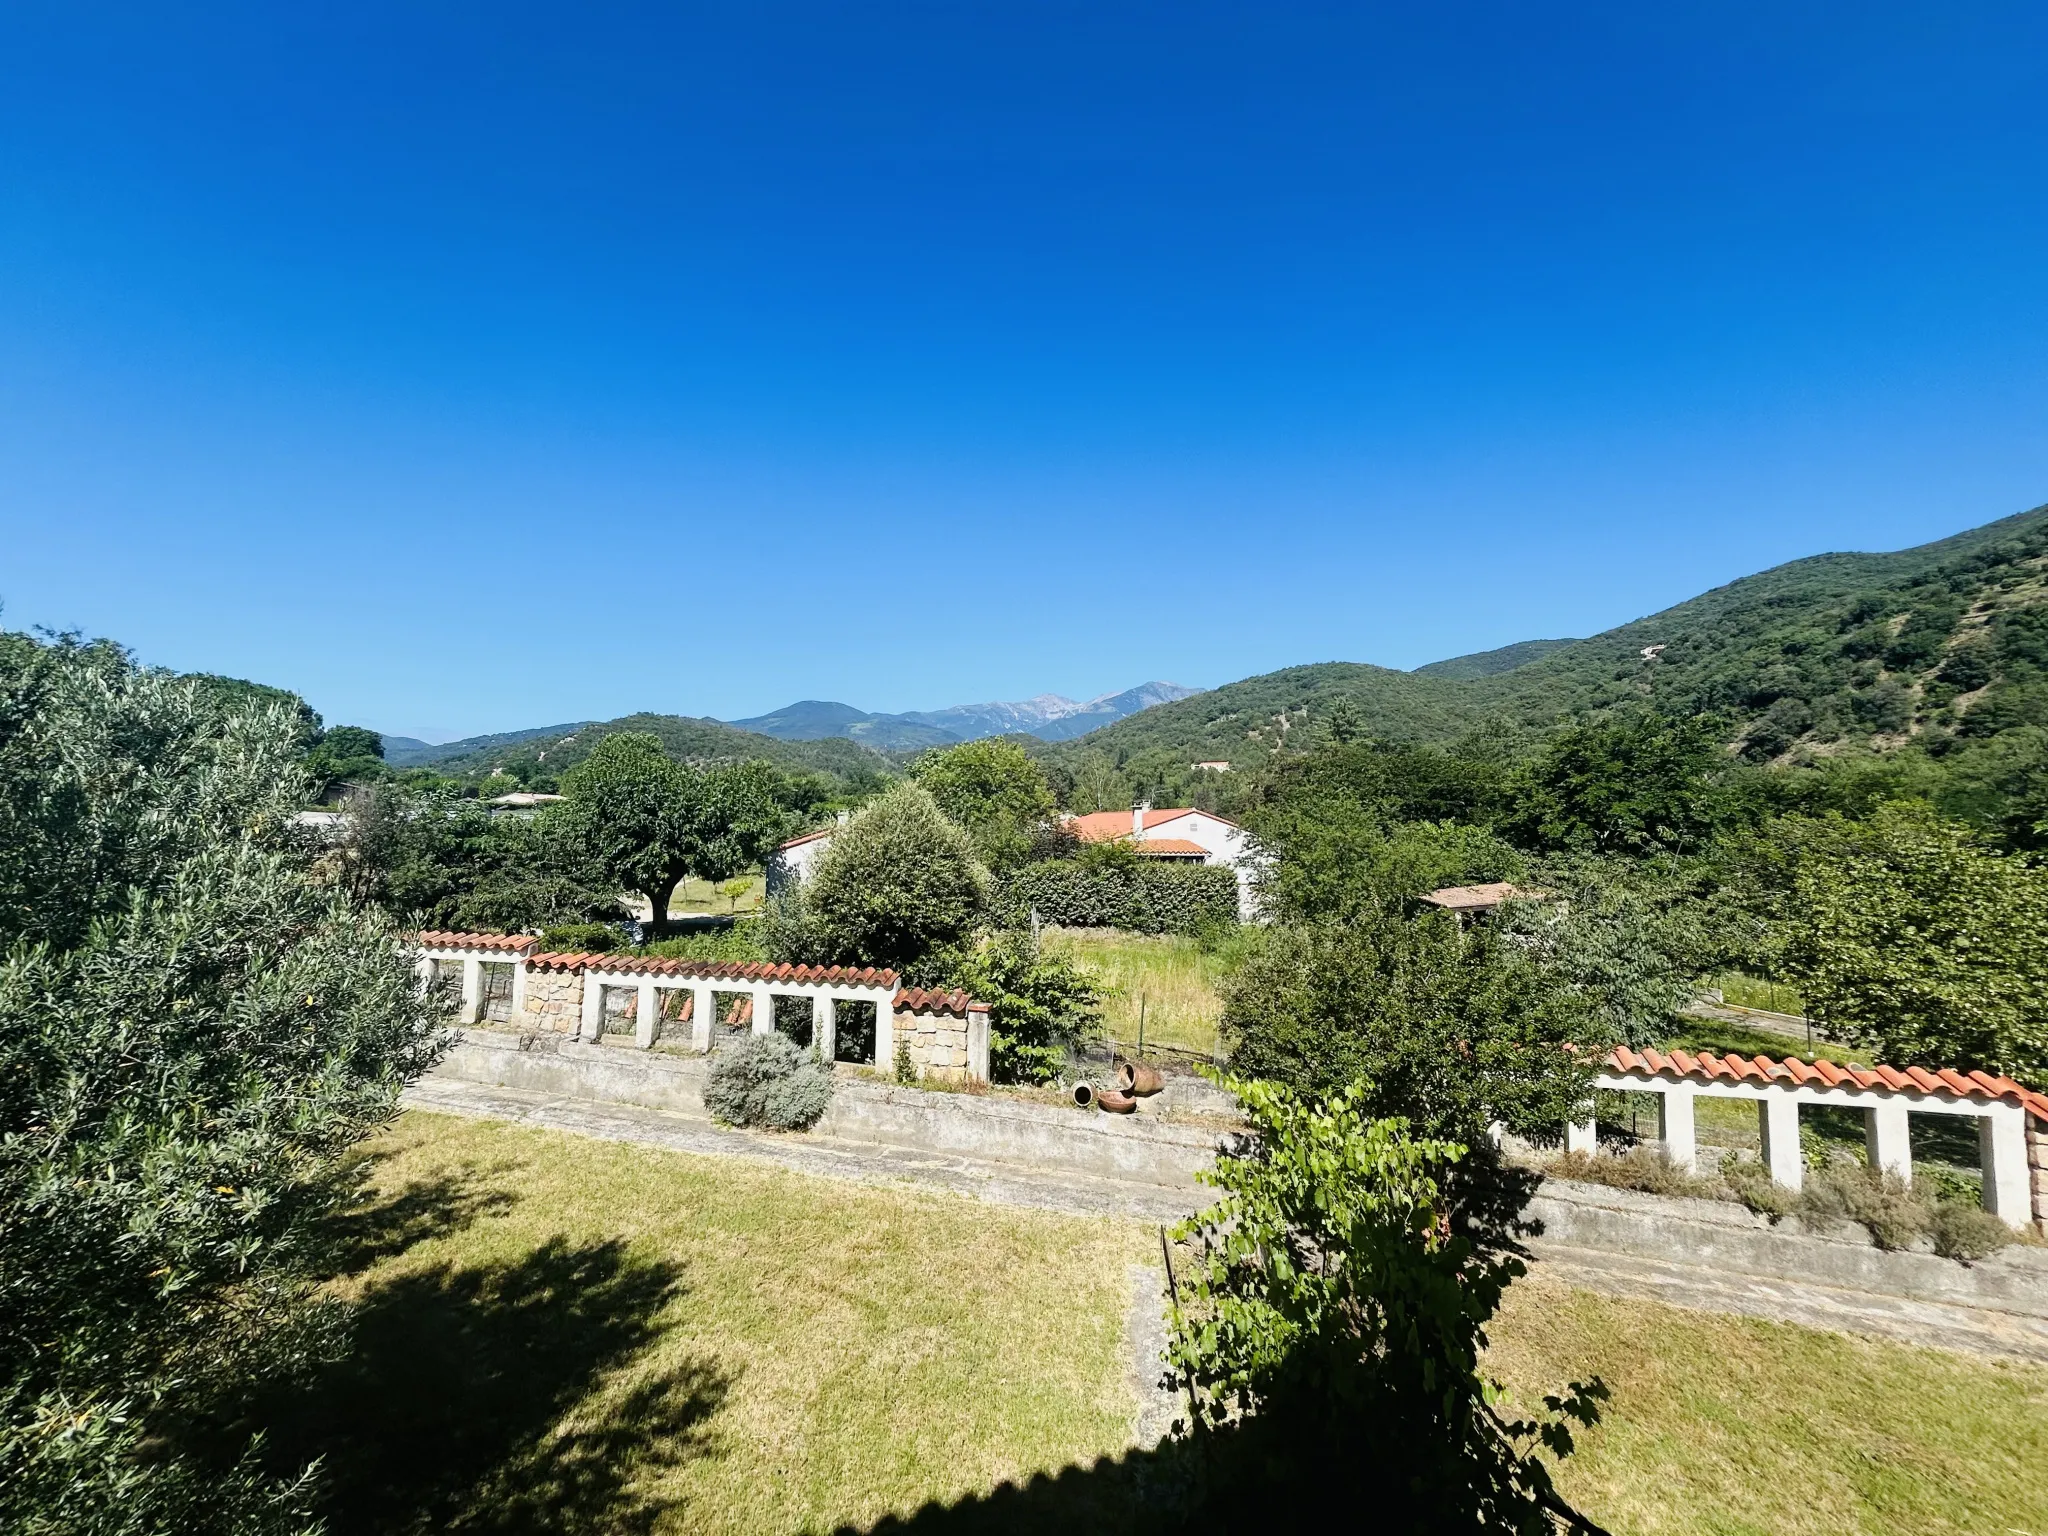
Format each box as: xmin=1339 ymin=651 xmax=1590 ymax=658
xmin=523 ymin=952 xmax=899 ymax=987
xmin=415 ymin=931 xmax=539 ymax=952
xmin=892 ymin=986 xmax=983 ymax=1017
xmin=1131 ymin=838 xmax=1209 ymax=856
xmin=1065 ymin=808 xmax=1240 ymax=844
xmin=1601 ymin=1045 xmax=2048 ymax=1121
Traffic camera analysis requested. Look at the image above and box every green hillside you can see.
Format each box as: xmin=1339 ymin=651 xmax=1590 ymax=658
xmin=431 ymin=712 xmax=889 ymax=784
xmin=1050 ymin=501 xmax=2048 ymax=772
xmin=1413 ymin=638 xmax=1578 ymax=680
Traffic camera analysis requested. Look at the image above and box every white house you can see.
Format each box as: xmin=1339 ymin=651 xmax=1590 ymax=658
xmin=765 ymin=822 xmax=842 ymax=896
xmin=1065 ymin=805 xmax=1262 ymax=919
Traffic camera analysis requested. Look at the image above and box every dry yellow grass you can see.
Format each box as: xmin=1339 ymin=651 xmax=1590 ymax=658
xmin=1041 ymin=927 xmax=1225 ymax=1057
xmin=303 ymin=1111 xmax=1147 ymax=1535
xmin=1488 ymin=1268 xmax=2048 ymax=1536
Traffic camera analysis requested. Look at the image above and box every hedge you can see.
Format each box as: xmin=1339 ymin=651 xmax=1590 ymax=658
xmin=1002 ymin=859 xmax=1240 ymax=934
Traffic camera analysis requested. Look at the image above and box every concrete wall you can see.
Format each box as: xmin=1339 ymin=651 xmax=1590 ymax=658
xmin=434 ymin=1027 xmax=1217 ymax=1188
xmin=1529 ymin=1176 xmax=2048 ymax=1320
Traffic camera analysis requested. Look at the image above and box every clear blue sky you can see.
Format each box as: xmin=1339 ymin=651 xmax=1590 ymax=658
xmin=3 ymin=4 xmax=2045 ymax=741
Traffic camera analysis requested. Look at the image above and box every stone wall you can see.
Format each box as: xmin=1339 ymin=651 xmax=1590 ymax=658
xmin=2030 ymin=1118 xmax=2048 ymax=1236
xmin=896 ymin=1005 xmax=970 ymax=1083
xmin=518 ymin=969 xmax=583 ymax=1034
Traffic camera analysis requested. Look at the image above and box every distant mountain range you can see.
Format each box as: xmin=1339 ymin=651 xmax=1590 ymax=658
xmin=727 ymin=682 xmax=1202 ymax=750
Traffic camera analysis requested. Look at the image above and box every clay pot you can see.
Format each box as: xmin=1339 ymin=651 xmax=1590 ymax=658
xmin=1072 ymin=1081 xmax=1097 ymax=1109
xmin=1095 ymin=1089 xmax=1138 ymax=1114
xmin=1115 ymin=1061 xmax=1165 ymax=1096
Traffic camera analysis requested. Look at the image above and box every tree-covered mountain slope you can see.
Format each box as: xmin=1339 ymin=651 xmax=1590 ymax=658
xmin=1049 ymin=501 xmax=2048 ymax=773
xmin=1413 ymin=639 xmax=1578 ymax=680
xmin=429 ymin=712 xmax=889 ymax=784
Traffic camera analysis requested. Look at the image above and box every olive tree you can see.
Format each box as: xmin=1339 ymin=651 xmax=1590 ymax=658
xmin=0 ymin=632 xmax=442 ymax=1535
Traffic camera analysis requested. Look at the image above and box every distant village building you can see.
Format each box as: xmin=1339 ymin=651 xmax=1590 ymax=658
xmin=1417 ymin=881 xmax=1540 ymax=921
xmin=765 ymin=812 xmax=851 ymax=896
xmin=1192 ymin=760 xmax=1232 ymax=772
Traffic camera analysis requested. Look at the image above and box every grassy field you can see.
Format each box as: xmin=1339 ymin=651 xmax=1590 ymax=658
xmin=1039 ymin=927 xmax=1226 ymax=1058
xmin=295 ymin=1113 xmax=1145 ymax=1535
xmin=307 ymin=1112 xmax=2048 ymax=1535
xmin=1490 ymin=1270 xmax=2048 ymax=1536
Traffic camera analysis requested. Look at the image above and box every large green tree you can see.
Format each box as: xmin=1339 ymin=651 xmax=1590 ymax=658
xmin=908 ymin=738 xmax=1060 ymax=871
xmin=556 ymin=734 xmax=791 ymax=938
xmin=1780 ymin=803 xmax=2048 ymax=1078
xmin=0 ymin=632 xmax=441 ymax=1534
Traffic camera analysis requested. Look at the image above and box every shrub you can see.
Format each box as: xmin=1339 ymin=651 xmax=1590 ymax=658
xmin=538 ymin=921 xmax=623 ymax=953
xmin=949 ymin=929 xmax=1102 ymax=1083
xmin=1002 ymin=859 xmax=1238 ymax=935
xmin=703 ymin=1034 xmax=833 ymax=1131
xmin=804 ymin=782 xmax=992 ymax=970
xmin=643 ymin=918 xmax=769 ymax=964
xmin=1926 ymin=1199 xmax=2014 ymax=1261
xmin=1549 ymin=1146 xmax=1722 ymax=1202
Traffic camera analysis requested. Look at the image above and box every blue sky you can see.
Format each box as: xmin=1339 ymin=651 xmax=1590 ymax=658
xmin=3 ymin=4 xmax=2045 ymax=741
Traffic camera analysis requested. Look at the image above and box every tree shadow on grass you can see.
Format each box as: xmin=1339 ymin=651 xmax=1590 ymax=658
xmin=264 ymin=1234 xmax=729 ymax=1535
xmin=320 ymin=1163 xmax=522 ymax=1274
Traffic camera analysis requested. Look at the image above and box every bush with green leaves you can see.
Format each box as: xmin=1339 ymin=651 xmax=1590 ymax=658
xmin=1220 ymin=914 xmax=1603 ymax=1143
xmin=799 ymin=781 xmax=992 ymax=970
xmin=702 ymin=1034 xmax=833 ymax=1131
xmin=949 ymin=929 xmax=1102 ymax=1083
xmin=537 ymin=921 xmax=625 ymax=953
xmin=1165 ymin=1076 xmax=1605 ymax=1530
xmin=1002 ymin=858 xmax=1238 ymax=935
xmin=908 ymin=738 xmax=1061 ymax=872
xmin=0 ymin=631 xmax=443 ymax=1535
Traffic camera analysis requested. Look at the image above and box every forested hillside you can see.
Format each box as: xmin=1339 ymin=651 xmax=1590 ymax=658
xmin=430 ymin=711 xmax=890 ymax=786
xmin=1048 ymin=502 xmax=2048 ymax=788
xmin=1412 ymin=638 xmax=1577 ymax=680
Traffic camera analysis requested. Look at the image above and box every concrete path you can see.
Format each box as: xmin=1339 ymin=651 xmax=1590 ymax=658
xmin=405 ymin=1076 xmax=1205 ymax=1223
xmin=406 ymin=1077 xmax=2047 ymax=1366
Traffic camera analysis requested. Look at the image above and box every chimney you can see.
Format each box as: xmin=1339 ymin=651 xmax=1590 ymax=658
xmin=1132 ymin=802 xmax=1147 ymax=841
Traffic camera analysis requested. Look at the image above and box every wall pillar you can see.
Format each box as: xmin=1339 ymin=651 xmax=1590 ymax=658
xmin=416 ymin=954 xmax=437 ymax=993
xmin=1657 ymin=1086 xmax=1696 ymax=1173
xmin=579 ymin=974 xmax=604 ymax=1042
xmin=751 ymin=986 xmax=774 ymax=1036
xmin=877 ymin=996 xmax=896 ymax=1072
xmin=966 ymin=1003 xmax=990 ymax=1083
xmin=813 ymin=993 xmax=835 ymax=1062
xmin=691 ymin=984 xmax=715 ymax=1053
xmin=459 ymin=956 xmax=483 ymax=1025
xmin=1565 ymin=1106 xmax=1596 ymax=1155
xmin=1864 ymin=1100 xmax=1911 ymax=1183
xmin=1981 ymin=1105 xmax=2032 ymax=1228
xmin=1759 ymin=1093 xmax=1802 ymax=1191
xmin=635 ymin=979 xmax=658 ymax=1049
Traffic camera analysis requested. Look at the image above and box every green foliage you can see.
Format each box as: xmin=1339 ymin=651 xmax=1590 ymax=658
xmin=555 ymin=734 xmax=792 ymax=939
xmin=641 ymin=919 xmax=770 ymax=965
xmin=1778 ymin=803 xmax=2048 ymax=1079
xmin=800 ymin=782 xmax=992 ymax=970
xmin=1166 ymin=1077 xmax=1605 ymax=1531
xmin=1496 ymin=864 xmax=1715 ymax=1047
xmin=701 ymin=1034 xmax=833 ymax=1131
xmin=432 ymin=710 xmax=886 ymax=793
xmin=1219 ymin=916 xmax=1603 ymax=1142
xmin=1067 ymin=750 xmax=1133 ymax=813
xmin=949 ymin=930 xmax=1102 ymax=1083
xmin=319 ymin=725 xmax=385 ymax=762
xmin=1002 ymin=859 xmax=1240 ymax=935
xmin=1511 ymin=711 xmax=1722 ymax=855
xmin=909 ymin=738 xmax=1060 ymax=870
xmin=325 ymin=782 xmax=623 ymax=934
xmin=0 ymin=629 xmax=442 ymax=1534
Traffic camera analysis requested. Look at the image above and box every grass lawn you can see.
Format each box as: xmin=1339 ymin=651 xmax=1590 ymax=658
xmin=1489 ymin=1269 xmax=2048 ymax=1536
xmin=301 ymin=1112 xmax=2048 ymax=1535
xmin=1040 ymin=927 xmax=1225 ymax=1058
xmin=293 ymin=1112 xmax=1146 ymax=1535
xmin=665 ymin=873 xmax=766 ymax=916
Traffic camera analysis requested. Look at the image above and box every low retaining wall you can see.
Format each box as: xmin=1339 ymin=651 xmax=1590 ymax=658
xmin=434 ymin=1027 xmax=1220 ymax=1189
xmin=1529 ymin=1178 xmax=2048 ymax=1320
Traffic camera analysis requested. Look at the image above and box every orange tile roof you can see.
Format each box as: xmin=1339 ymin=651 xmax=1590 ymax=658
xmin=1603 ymin=1044 xmax=2048 ymax=1121
xmin=415 ymin=930 xmax=539 ymax=952
xmin=1131 ymin=838 xmax=1209 ymax=856
xmin=779 ymin=828 xmax=835 ymax=850
xmin=527 ymin=953 xmax=900 ymax=987
xmin=1066 ymin=808 xmax=1238 ymax=843
xmin=893 ymin=987 xmax=988 ymax=1018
